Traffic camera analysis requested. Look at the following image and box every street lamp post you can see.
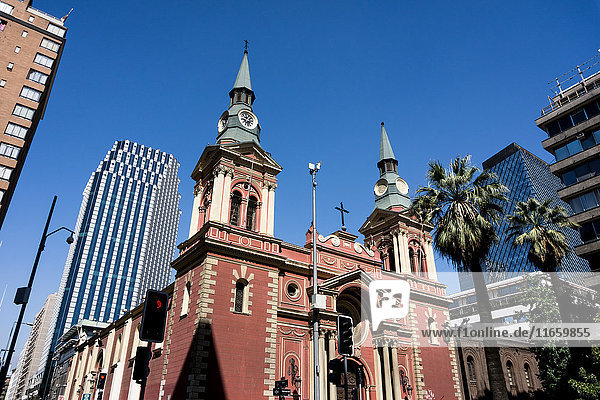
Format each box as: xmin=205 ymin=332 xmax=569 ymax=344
xmin=0 ymin=196 xmax=74 ymax=394
xmin=309 ymin=161 xmax=324 ymax=400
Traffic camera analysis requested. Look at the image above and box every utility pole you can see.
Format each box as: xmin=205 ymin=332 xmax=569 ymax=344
xmin=309 ymin=162 xmax=323 ymax=400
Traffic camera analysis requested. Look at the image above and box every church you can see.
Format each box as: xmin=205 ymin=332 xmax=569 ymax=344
xmin=54 ymin=49 xmax=463 ymax=400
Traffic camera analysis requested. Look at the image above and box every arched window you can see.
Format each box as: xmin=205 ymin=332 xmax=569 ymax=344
xmin=524 ymin=363 xmax=532 ymax=390
xmin=506 ymin=361 xmax=515 ymax=388
xmin=466 ymin=356 xmax=476 ymax=383
xmin=246 ymin=196 xmax=257 ymax=231
xmin=181 ymin=281 xmax=191 ymax=317
xmin=409 ymin=248 xmax=416 ymax=273
xmin=234 ymin=280 xmax=248 ymax=313
xmin=230 ymin=191 xmax=242 ymax=226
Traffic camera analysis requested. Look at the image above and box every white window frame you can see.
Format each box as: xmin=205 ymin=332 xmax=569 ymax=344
xmin=0 ymin=166 xmax=12 ymax=181
xmin=46 ymin=24 xmax=65 ymax=37
xmin=40 ymin=38 xmax=60 ymax=53
xmin=0 ymin=2 xmax=14 ymax=15
xmin=13 ymin=104 xmax=35 ymax=120
xmin=5 ymin=123 xmax=27 ymax=139
xmin=20 ymin=86 xmax=42 ymax=102
xmin=0 ymin=142 xmax=20 ymax=159
xmin=27 ymin=69 xmax=48 ymax=85
xmin=33 ymin=53 xmax=54 ymax=68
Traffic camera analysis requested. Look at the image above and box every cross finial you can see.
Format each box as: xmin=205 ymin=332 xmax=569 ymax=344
xmin=335 ymin=202 xmax=350 ymax=231
xmin=244 ymin=40 xmax=248 ymax=54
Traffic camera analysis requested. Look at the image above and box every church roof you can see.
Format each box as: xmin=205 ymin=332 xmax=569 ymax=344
xmin=379 ymin=122 xmax=396 ymax=162
xmin=233 ymin=50 xmax=252 ymax=91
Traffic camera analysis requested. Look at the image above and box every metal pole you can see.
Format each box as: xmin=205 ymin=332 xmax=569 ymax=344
xmin=311 ymin=166 xmax=320 ymax=400
xmin=0 ymin=195 xmax=57 ymax=394
xmin=139 ymin=342 xmax=152 ymax=400
xmin=343 ymin=355 xmax=349 ymax=400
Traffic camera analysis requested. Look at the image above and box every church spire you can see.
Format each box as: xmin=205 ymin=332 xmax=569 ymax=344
xmin=379 ymin=122 xmax=396 ymax=162
xmin=373 ymin=122 xmax=411 ymax=210
xmin=217 ymin=47 xmax=261 ymax=144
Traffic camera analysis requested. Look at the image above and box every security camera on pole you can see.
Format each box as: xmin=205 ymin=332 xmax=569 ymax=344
xmin=309 ymin=161 xmax=326 ymax=400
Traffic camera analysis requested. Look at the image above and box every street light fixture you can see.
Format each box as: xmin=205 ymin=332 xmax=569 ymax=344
xmin=0 ymin=196 xmax=74 ymax=394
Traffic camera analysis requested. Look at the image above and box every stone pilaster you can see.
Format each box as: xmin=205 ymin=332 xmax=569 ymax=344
xmin=263 ymin=271 xmax=279 ymax=399
xmin=188 ymin=185 xmax=202 ymax=238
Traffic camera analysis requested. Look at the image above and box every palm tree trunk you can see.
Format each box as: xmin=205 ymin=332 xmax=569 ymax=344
xmin=472 ymin=262 xmax=509 ymax=400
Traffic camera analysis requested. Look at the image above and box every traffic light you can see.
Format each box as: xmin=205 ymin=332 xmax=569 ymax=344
xmin=96 ymin=372 xmax=107 ymax=390
xmin=132 ymin=346 xmax=151 ymax=382
xmin=140 ymin=290 xmax=168 ymax=342
xmin=327 ymin=358 xmax=343 ymax=386
xmin=337 ymin=315 xmax=354 ymax=356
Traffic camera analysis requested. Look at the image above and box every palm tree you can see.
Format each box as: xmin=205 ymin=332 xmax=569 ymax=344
xmin=410 ymin=155 xmax=509 ymax=400
xmin=506 ymin=198 xmax=578 ymax=323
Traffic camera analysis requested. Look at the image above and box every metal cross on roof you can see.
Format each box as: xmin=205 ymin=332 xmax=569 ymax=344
xmin=335 ymin=202 xmax=349 ymax=231
xmin=244 ymin=40 xmax=248 ymax=53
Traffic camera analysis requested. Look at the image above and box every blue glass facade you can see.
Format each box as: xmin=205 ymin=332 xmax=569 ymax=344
xmin=459 ymin=143 xmax=589 ymax=290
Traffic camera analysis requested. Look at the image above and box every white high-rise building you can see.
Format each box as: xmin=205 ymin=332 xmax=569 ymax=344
xmin=35 ymin=140 xmax=181 ymax=396
xmin=4 ymin=293 xmax=56 ymax=400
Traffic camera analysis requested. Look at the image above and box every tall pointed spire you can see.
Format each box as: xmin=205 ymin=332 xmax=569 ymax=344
xmin=374 ymin=122 xmax=411 ymax=210
xmin=379 ymin=122 xmax=396 ymax=162
xmin=233 ymin=48 xmax=252 ymax=91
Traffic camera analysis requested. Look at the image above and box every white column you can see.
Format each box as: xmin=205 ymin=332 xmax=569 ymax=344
xmin=259 ymin=183 xmax=269 ymax=234
xmin=391 ymin=347 xmax=402 ymax=400
xmin=220 ymin=170 xmax=233 ymax=223
xmin=267 ymin=184 xmax=276 ymax=236
xmin=373 ymin=348 xmax=383 ymax=400
xmin=399 ymin=232 xmax=411 ymax=274
xmin=328 ymin=334 xmax=337 ymax=400
xmin=382 ymin=347 xmax=393 ymax=400
xmin=188 ymin=187 xmax=202 ymax=238
xmin=209 ymin=168 xmax=224 ymax=222
xmin=392 ymin=232 xmax=401 ymax=273
xmin=319 ymin=333 xmax=327 ymax=399
xmin=425 ymin=240 xmax=437 ymax=280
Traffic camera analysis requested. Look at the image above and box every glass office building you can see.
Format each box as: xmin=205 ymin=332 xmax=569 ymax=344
xmin=37 ymin=140 xmax=181 ymax=388
xmin=459 ymin=143 xmax=589 ymax=290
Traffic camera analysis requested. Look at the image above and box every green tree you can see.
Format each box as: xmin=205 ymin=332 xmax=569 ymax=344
xmin=410 ymin=155 xmax=509 ymax=400
xmin=506 ymin=198 xmax=577 ymax=323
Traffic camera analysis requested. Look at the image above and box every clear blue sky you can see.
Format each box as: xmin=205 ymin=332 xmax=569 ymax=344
xmin=1 ymin=0 xmax=598 ymax=368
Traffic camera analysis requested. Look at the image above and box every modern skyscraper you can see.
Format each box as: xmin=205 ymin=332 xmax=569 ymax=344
xmin=535 ymin=56 xmax=600 ymax=275
xmin=36 ymin=140 xmax=181 ymax=395
xmin=0 ymin=0 xmax=67 ymax=231
xmin=459 ymin=143 xmax=589 ymax=290
xmin=4 ymin=293 xmax=56 ymax=400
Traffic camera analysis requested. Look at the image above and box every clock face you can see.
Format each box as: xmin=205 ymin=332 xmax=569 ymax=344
xmin=374 ymin=179 xmax=388 ymax=196
xmin=396 ymin=177 xmax=409 ymax=195
xmin=238 ymin=110 xmax=258 ymax=129
xmin=217 ymin=112 xmax=229 ymax=133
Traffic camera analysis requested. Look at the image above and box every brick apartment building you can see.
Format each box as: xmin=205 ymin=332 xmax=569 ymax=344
xmin=0 ymin=0 xmax=67 ymax=230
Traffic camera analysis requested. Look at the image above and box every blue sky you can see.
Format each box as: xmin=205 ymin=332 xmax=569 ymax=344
xmin=1 ymin=0 xmax=599 ymax=368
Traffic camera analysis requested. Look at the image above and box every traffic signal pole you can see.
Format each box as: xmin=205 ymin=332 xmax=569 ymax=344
xmin=309 ymin=163 xmax=321 ymax=400
xmin=343 ymin=355 xmax=349 ymax=400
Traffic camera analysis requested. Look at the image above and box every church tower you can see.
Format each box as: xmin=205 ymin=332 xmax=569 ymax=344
xmin=360 ymin=123 xmax=437 ymax=280
xmin=187 ymin=49 xmax=282 ymax=238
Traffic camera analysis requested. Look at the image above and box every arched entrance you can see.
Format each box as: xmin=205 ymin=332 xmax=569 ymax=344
xmin=336 ymin=357 xmax=368 ymax=400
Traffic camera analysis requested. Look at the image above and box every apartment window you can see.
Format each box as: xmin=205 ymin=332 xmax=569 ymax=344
xmin=0 ymin=165 xmax=12 ymax=181
xmin=20 ymin=86 xmax=42 ymax=102
xmin=579 ymin=220 xmax=600 ymax=242
xmin=570 ymin=190 xmax=600 ymax=213
xmin=561 ymin=158 xmax=600 ymax=186
xmin=0 ymin=190 xmax=4 ymax=204
xmin=7 ymin=62 xmax=13 ymax=71
xmin=0 ymin=2 xmax=14 ymax=15
xmin=40 ymin=38 xmax=60 ymax=53
xmin=0 ymin=143 xmax=20 ymax=159
xmin=33 ymin=53 xmax=54 ymax=68
xmin=5 ymin=122 xmax=28 ymax=139
xmin=22 ymin=30 xmax=27 ymax=37
xmin=13 ymin=104 xmax=35 ymax=120
xmin=0 ymin=80 xmax=5 ymax=87
xmin=27 ymin=69 xmax=48 ymax=85
xmin=28 ymin=16 xmax=34 ymax=22
xmin=14 ymin=46 xmax=20 ymax=53
xmin=546 ymin=100 xmax=600 ymax=137
xmin=0 ymin=19 xmax=6 ymax=32
xmin=47 ymin=24 xmax=66 ymax=37
xmin=554 ymin=130 xmax=600 ymax=161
